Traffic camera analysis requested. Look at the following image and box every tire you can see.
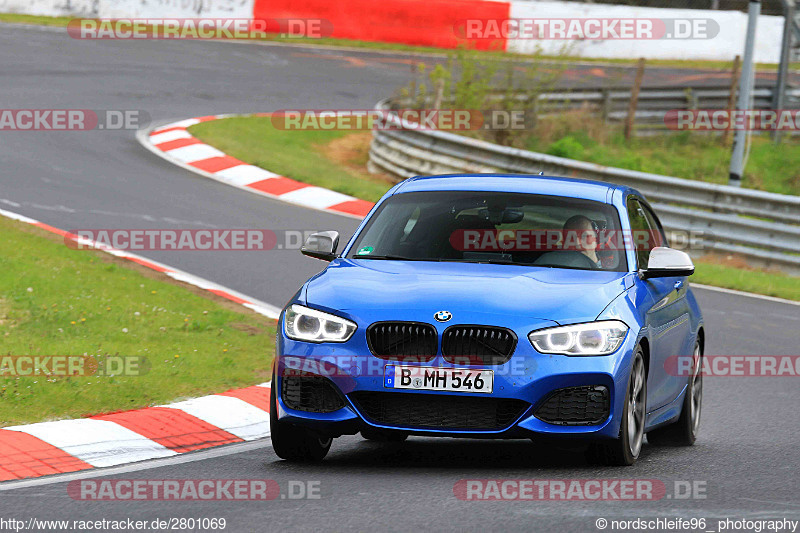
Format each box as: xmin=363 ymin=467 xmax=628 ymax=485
xmin=361 ymin=427 xmax=408 ymax=442
xmin=647 ymin=341 xmax=702 ymax=446
xmin=587 ymin=346 xmax=647 ymax=466
xmin=270 ymin=372 xmax=333 ymax=462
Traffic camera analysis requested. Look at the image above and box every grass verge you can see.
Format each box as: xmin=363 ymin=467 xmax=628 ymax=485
xmin=0 ymin=215 xmax=275 ymax=426
xmin=0 ymin=13 xmax=73 ymax=27
xmin=523 ymin=113 xmax=800 ymax=196
xmin=189 ymin=117 xmax=395 ymax=203
xmin=189 ymin=116 xmax=800 ymax=301
xmin=691 ymin=256 xmax=800 ymax=301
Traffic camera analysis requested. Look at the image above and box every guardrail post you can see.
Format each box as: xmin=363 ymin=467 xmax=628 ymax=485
xmin=624 ymin=58 xmax=646 ymax=140
xmin=601 ymin=89 xmax=611 ymax=123
xmin=686 ymin=88 xmax=698 ymax=110
xmin=773 ymin=0 xmax=795 ymax=143
xmin=729 ymin=0 xmax=761 ymax=187
xmin=725 ymin=55 xmax=742 ymax=146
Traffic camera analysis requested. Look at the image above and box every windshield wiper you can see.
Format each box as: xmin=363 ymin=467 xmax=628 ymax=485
xmin=353 ymin=254 xmax=421 ymax=261
xmin=439 ymin=258 xmax=514 ymax=265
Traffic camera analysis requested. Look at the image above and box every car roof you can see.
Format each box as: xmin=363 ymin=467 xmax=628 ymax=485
xmin=393 ymin=173 xmax=635 ymax=204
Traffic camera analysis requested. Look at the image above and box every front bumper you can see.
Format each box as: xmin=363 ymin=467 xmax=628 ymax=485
xmin=274 ymin=317 xmax=637 ymax=440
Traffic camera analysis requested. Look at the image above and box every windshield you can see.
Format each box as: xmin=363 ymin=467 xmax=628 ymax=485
xmin=347 ymin=191 xmax=627 ymax=272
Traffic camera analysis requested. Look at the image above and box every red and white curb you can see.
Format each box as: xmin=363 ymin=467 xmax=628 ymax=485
xmin=137 ymin=115 xmax=375 ymax=219
xmin=0 ymin=206 xmax=282 ymax=482
xmin=0 ymin=383 xmax=271 ymax=482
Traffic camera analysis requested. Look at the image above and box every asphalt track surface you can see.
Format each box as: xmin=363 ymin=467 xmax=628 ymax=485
xmin=1 ymin=23 xmax=799 ymax=532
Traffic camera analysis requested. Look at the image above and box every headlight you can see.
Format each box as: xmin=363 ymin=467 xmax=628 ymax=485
xmin=528 ymin=320 xmax=628 ymax=356
xmin=284 ymin=304 xmax=356 ymax=343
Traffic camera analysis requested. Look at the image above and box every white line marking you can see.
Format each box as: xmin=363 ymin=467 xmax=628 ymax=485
xmin=0 ymin=207 xmax=38 ymax=224
xmin=692 ymin=283 xmax=800 ymax=307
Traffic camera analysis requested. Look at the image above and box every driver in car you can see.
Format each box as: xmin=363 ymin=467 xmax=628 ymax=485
xmin=562 ymin=215 xmax=602 ymax=268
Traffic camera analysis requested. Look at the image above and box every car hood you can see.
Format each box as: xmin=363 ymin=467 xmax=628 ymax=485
xmin=303 ymin=259 xmax=630 ymax=324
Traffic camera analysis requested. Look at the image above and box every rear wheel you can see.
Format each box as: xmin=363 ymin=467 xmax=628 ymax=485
xmin=587 ymin=346 xmax=647 ymax=466
xmin=270 ymin=373 xmax=332 ymax=462
xmin=647 ymin=341 xmax=702 ymax=446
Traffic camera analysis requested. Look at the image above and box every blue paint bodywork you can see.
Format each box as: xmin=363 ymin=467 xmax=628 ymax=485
xmin=275 ymin=175 xmax=704 ymax=440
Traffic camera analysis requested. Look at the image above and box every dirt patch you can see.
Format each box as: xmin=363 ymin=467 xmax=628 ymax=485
xmin=0 ymin=298 xmax=14 ymax=329
xmin=696 ymin=252 xmax=783 ymax=274
xmin=229 ymin=322 xmax=265 ymax=336
xmin=318 ymin=132 xmax=397 ymax=184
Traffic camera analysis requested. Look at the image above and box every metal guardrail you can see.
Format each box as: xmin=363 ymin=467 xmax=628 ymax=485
xmin=369 ymin=99 xmax=800 ymax=274
xmin=397 ymin=85 xmax=800 ymax=132
xmin=535 ymin=85 xmax=800 ymax=130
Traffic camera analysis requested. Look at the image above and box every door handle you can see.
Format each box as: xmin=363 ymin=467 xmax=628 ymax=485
xmin=674 ymin=280 xmax=684 ymax=290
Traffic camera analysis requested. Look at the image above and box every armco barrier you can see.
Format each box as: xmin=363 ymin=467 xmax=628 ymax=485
xmin=368 ymin=100 xmax=800 ymax=274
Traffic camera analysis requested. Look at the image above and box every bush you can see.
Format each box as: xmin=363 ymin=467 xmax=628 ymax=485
xmin=546 ymin=136 xmax=585 ymax=159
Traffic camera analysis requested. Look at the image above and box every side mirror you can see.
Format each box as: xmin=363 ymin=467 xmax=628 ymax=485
xmin=640 ymin=247 xmax=695 ymax=279
xmin=301 ymin=231 xmax=340 ymax=262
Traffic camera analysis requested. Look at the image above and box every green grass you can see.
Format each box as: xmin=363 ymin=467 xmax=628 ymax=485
xmin=0 ymin=13 xmax=73 ymax=27
xmin=0 ymin=216 xmax=275 ymax=426
xmin=528 ymin=126 xmax=800 ymax=196
xmin=189 ymin=117 xmax=394 ymax=203
xmin=692 ymin=260 xmax=800 ymax=301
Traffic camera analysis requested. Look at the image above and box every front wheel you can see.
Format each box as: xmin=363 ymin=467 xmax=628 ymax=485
xmin=647 ymin=340 xmax=702 ymax=446
xmin=587 ymin=346 xmax=647 ymax=466
xmin=270 ymin=374 xmax=332 ymax=462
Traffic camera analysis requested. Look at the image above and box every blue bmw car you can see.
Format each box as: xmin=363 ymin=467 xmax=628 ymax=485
xmin=270 ymin=174 xmax=704 ymax=466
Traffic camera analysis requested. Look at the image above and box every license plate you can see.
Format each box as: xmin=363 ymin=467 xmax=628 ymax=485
xmin=384 ymin=365 xmax=494 ymax=393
